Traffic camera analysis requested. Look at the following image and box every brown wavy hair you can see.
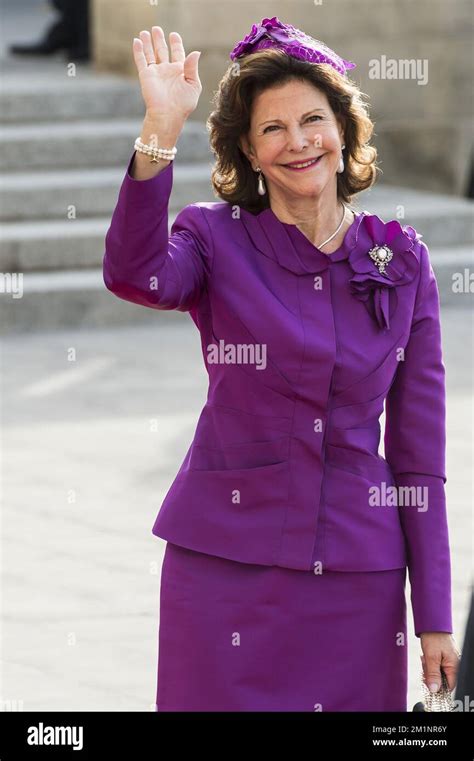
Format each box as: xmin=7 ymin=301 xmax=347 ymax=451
xmin=206 ymin=48 xmax=380 ymax=213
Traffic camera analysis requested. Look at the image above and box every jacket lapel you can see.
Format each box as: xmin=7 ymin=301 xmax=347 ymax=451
xmin=240 ymin=207 xmax=367 ymax=274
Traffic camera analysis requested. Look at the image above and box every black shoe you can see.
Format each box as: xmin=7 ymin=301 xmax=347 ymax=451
xmin=9 ymin=20 xmax=71 ymax=57
xmin=65 ymin=46 xmax=90 ymax=62
xmin=9 ymin=39 xmax=68 ymax=56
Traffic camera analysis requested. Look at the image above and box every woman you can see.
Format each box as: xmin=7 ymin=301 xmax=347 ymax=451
xmin=103 ymin=18 xmax=461 ymax=711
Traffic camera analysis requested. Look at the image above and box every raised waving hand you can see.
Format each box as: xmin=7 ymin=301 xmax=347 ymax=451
xmin=132 ymin=27 xmax=202 ymax=122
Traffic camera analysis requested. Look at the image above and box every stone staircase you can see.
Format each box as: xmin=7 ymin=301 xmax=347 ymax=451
xmin=0 ymin=69 xmax=472 ymax=333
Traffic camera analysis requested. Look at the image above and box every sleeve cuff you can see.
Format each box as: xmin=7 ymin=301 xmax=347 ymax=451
xmin=121 ymin=150 xmax=174 ymax=207
xmin=394 ymin=473 xmax=453 ymax=638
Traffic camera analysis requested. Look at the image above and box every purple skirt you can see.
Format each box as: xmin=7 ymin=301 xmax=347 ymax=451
xmin=155 ymin=542 xmax=408 ymax=712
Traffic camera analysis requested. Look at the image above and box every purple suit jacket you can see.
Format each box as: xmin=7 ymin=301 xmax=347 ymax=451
xmin=103 ymin=151 xmax=453 ymax=638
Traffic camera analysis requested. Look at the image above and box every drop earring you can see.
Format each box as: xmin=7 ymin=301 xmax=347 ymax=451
xmin=255 ymin=166 xmax=267 ymax=196
xmin=337 ymin=144 xmax=346 ymax=174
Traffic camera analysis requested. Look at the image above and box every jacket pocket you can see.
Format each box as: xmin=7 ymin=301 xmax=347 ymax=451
xmin=325 ymin=442 xmax=393 ymax=482
xmin=153 ymin=460 xmax=290 ymax=566
xmin=187 ymin=435 xmax=290 ymax=471
xmin=322 ymin=461 xmax=407 ymax=571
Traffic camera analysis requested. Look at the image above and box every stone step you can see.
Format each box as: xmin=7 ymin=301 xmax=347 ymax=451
xmin=1 ymin=247 xmax=472 ymax=334
xmin=0 ymin=268 xmax=183 ymax=334
xmin=360 ymin=185 xmax=474 ymax=245
xmin=1 ymin=160 xmax=472 ymax=245
xmin=0 ymin=72 xmax=144 ymax=124
xmin=0 ymin=119 xmax=212 ymax=171
xmin=0 ymin=207 xmax=207 ymax=272
xmin=0 ymin=163 xmax=216 ymax=221
xmin=1 ymin=191 xmax=472 ymax=273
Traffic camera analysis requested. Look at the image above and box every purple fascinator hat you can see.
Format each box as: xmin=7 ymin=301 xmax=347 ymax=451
xmin=229 ymin=16 xmax=356 ymax=76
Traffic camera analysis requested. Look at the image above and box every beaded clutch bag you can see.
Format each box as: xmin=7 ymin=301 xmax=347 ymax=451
xmin=420 ymin=669 xmax=454 ymax=711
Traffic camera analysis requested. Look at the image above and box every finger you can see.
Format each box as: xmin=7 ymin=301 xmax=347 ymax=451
xmin=420 ymin=654 xmax=428 ymax=686
xmin=139 ymin=30 xmax=157 ymax=65
xmin=425 ymin=657 xmax=442 ymax=692
xmin=420 ymin=654 xmax=426 ymax=674
xmin=183 ymin=50 xmax=202 ymax=85
xmin=442 ymin=662 xmax=458 ymax=691
xmin=132 ymin=38 xmax=148 ymax=74
xmin=168 ymin=31 xmax=185 ymax=63
xmin=150 ymin=25 xmax=169 ymax=64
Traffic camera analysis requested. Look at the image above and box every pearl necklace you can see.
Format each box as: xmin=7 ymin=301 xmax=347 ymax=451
xmin=317 ymin=202 xmax=349 ymax=250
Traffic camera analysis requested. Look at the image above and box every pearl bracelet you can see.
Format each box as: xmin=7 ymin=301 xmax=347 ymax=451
xmin=134 ymin=136 xmax=177 ymax=163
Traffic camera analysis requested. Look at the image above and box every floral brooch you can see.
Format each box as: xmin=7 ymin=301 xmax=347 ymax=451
xmin=347 ymin=214 xmax=421 ymax=331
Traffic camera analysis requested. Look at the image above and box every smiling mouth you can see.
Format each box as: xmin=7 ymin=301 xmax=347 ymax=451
xmin=282 ymin=155 xmax=325 ymax=171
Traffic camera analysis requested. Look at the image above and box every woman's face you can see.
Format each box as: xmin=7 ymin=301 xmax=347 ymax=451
xmin=239 ymin=79 xmax=345 ymax=205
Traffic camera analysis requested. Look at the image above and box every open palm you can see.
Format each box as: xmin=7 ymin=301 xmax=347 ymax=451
xmin=132 ymin=27 xmax=202 ymax=121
